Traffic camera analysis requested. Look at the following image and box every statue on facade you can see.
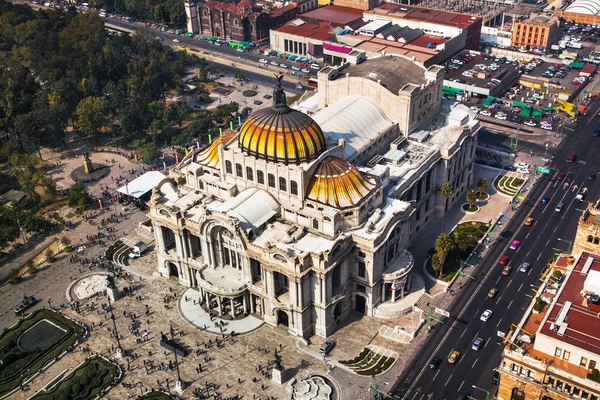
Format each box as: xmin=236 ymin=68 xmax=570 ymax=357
xmin=271 ymin=73 xmax=288 ymax=113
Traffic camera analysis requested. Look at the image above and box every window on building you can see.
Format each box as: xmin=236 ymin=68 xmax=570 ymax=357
xmin=582 ymin=391 xmax=589 ymax=399
xmin=528 ymin=370 xmax=535 ymax=378
xmin=257 ymin=170 xmax=264 ymax=184
xmin=358 ymin=262 xmax=366 ymax=277
xmin=589 ymin=235 xmax=594 ymax=243
xmin=574 ymin=387 xmax=581 ymax=396
xmin=312 ymin=219 xmax=319 ymax=229
xmin=590 ymin=395 xmax=598 ymax=400
xmin=225 ymin=160 xmax=232 ymax=174
xmin=547 ymin=377 xmax=555 ymax=386
xmin=279 ymin=177 xmax=287 ymax=192
xmin=563 ymin=351 xmax=570 ymax=361
xmin=290 ymin=180 xmax=298 ymax=195
xmin=235 ymin=163 xmax=243 ymax=177
xmin=356 ymin=284 xmax=366 ymax=293
xmin=595 ymin=237 xmax=600 ymax=245
xmin=581 ymin=357 xmax=588 ymax=367
xmin=565 ymin=384 xmax=572 ymax=394
xmin=358 ymin=251 xmax=366 ymax=258
xmin=590 ymin=360 xmax=597 ymax=370
xmin=520 ymin=366 xmax=526 ymax=375
xmin=512 ymin=363 xmax=519 ymax=372
xmin=268 ymin=173 xmax=275 ymax=188
xmin=555 ymin=347 xmax=562 ymax=357
xmin=246 ymin=167 xmax=253 ymax=181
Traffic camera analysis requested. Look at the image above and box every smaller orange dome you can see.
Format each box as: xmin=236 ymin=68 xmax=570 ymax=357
xmin=196 ymin=132 xmax=236 ymax=168
xmin=307 ymin=157 xmax=377 ymax=209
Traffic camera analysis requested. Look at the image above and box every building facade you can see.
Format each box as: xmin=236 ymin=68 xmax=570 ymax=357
xmin=573 ymin=200 xmax=600 ymax=255
xmin=148 ymin=56 xmax=479 ymax=339
xmin=497 ymin=251 xmax=600 ymax=400
xmin=511 ymin=15 xmax=561 ymax=51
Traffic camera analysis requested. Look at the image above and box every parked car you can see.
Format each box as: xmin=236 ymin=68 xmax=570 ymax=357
xmin=480 ymin=309 xmax=493 ymax=322
xmin=480 ymin=110 xmax=492 ymax=116
xmin=259 ymin=58 xmax=268 ymax=64
xmin=524 ymin=120 xmax=537 ymax=127
xmin=320 ymin=341 xmax=336 ymax=356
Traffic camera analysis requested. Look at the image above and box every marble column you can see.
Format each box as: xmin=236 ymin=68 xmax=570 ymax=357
xmin=250 ymin=295 xmax=256 ymax=314
xmin=392 ymin=288 xmax=396 ymax=303
xmin=217 ymin=296 xmax=223 ymax=316
xmin=320 ymin=276 xmax=326 ymax=304
xmin=381 ymin=283 xmax=386 ymax=302
xmin=243 ymin=295 xmax=248 ymax=314
xmin=205 ymin=292 xmax=211 ymax=309
xmin=230 ymin=298 xmax=236 ymax=318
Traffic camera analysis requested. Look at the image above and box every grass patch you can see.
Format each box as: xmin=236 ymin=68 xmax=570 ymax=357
xmin=340 ymin=348 xmax=370 ymax=365
xmin=32 ymin=357 xmax=119 ymax=400
xmin=462 ymin=204 xmax=480 ymax=212
xmin=0 ymin=309 xmax=85 ymax=397
xmin=342 ymin=348 xmax=395 ymax=376
xmin=494 ymin=175 xmax=525 ymax=196
xmin=426 ymin=221 xmax=490 ymax=282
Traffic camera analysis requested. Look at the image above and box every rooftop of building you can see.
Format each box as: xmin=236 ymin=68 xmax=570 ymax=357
xmin=519 ymin=14 xmax=559 ymax=26
xmin=366 ymin=3 xmax=481 ymax=29
xmin=272 ymin=20 xmax=336 ymax=41
xmin=338 ymin=55 xmax=428 ymax=94
xmin=298 ymin=5 xmax=364 ymax=26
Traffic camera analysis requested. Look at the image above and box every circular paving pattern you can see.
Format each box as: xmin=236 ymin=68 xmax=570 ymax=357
xmin=73 ymin=274 xmax=109 ymax=300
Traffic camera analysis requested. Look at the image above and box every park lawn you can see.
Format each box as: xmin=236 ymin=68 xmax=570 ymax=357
xmin=427 ymin=221 xmax=490 ymax=282
xmin=32 ymin=357 xmax=119 ymax=400
xmin=0 ymin=309 xmax=85 ymax=397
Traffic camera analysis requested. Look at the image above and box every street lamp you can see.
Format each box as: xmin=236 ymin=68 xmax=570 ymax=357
xmin=471 ymin=384 xmax=490 ymax=400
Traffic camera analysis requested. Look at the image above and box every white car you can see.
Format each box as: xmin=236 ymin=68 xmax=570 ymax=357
xmin=279 ymin=63 xmax=288 ymax=68
xmin=480 ymin=309 xmax=493 ymax=322
xmin=469 ymin=106 xmax=479 ymax=114
xmin=173 ymin=38 xmax=180 ymax=43
xmin=291 ymin=66 xmax=300 ymax=71
xmin=495 ymin=113 xmax=507 ymax=120
xmin=516 ymin=162 xmax=530 ymax=168
xmin=480 ymin=110 xmax=492 ymax=117
xmin=310 ymin=64 xmax=320 ymax=70
xmin=259 ymin=58 xmax=268 ymax=64
xmin=301 ymin=68 xmax=310 ymax=73
xmin=541 ymin=122 xmax=553 ymax=130
xmin=270 ymin=61 xmax=279 ymax=66
xmin=524 ymin=120 xmax=537 ymax=127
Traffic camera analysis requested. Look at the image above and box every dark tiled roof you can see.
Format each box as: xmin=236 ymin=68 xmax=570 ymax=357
xmin=377 ymin=25 xmax=423 ymax=43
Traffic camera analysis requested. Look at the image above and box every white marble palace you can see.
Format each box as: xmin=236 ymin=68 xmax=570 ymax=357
xmin=148 ymin=55 xmax=480 ymax=339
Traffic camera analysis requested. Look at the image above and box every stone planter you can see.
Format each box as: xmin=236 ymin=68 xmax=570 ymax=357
xmin=476 ymin=191 xmax=490 ymax=202
xmin=461 ymin=203 xmax=480 ymax=214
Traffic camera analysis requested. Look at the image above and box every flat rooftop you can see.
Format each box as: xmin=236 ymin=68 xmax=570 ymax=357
xmin=298 ymin=5 xmax=364 ymax=27
xmin=340 ymin=56 xmax=427 ymax=94
xmin=273 ymin=21 xmax=335 ymax=41
xmin=539 ymin=253 xmax=600 ymax=355
xmin=367 ymin=4 xmax=480 ymax=30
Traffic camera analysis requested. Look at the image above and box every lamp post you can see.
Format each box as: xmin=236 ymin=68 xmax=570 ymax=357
xmin=471 ymin=384 xmax=490 ymax=400
xmin=106 ymin=294 xmax=124 ymax=358
xmin=170 ymin=333 xmax=186 ymax=392
xmin=369 ymin=376 xmax=389 ymax=400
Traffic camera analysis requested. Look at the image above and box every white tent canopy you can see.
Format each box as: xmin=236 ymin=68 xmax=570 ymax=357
xmin=117 ymin=171 xmax=166 ymax=199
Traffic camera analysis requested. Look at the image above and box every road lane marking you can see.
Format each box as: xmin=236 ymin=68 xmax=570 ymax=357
xmin=526 ymin=232 xmax=530 ymax=239
xmin=472 ymin=359 xmax=478 ymax=369
xmin=433 ymin=370 xmax=440 ymax=381
xmin=537 ymin=253 xmax=542 ymax=260
xmin=460 ymin=329 xmax=467 ymax=338
xmin=507 ymin=279 xmax=512 ymax=288
xmin=496 ymin=276 xmax=501 ymax=284
xmin=496 ymin=318 xmax=503 ymax=327
xmin=546 ymin=239 xmax=551 ymax=246
xmin=484 ymin=338 xmax=489 ymax=348
xmin=445 ymin=375 xmax=453 ymax=387
xmin=518 ymin=283 xmax=523 ymax=292
xmin=459 ymin=380 xmax=465 ymax=391
xmin=508 ymin=300 xmax=513 ymax=309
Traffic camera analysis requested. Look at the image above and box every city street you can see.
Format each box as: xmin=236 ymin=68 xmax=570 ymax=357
xmin=392 ymin=95 xmax=600 ymax=399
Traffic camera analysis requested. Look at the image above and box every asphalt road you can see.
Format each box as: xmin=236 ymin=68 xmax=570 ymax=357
xmin=392 ymin=96 xmax=600 ymax=400
xmin=105 ymin=18 xmax=310 ymax=94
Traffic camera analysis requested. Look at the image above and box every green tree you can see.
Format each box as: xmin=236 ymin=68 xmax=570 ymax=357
xmin=453 ymin=230 xmax=470 ymax=253
xmin=68 ymin=184 xmax=92 ymax=212
xmin=466 ymin=189 xmax=478 ymax=208
xmin=440 ymin=182 xmax=454 ymax=232
xmin=139 ymin=142 xmax=161 ymax=164
xmin=435 ymin=233 xmax=454 ymax=278
xmin=45 ymin=248 xmax=55 ymax=263
xmin=430 ymin=253 xmax=442 ymax=278
xmin=75 ymin=96 xmax=107 ymax=137
xmin=234 ymin=71 xmax=246 ymax=81
xmin=477 ymin=178 xmax=488 ymax=195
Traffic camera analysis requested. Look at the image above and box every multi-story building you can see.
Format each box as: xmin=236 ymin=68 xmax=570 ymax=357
xmin=147 ymin=55 xmax=479 ymax=339
xmin=573 ymin=200 xmax=600 ymax=255
xmin=498 ymin=251 xmax=600 ymax=400
xmin=511 ymin=15 xmax=561 ymax=52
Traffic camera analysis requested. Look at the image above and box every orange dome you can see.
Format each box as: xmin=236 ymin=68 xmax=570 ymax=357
xmin=307 ymin=157 xmax=377 ymax=209
xmin=239 ymin=75 xmax=325 ymax=165
xmin=196 ymin=131 xmax=236 ymax=168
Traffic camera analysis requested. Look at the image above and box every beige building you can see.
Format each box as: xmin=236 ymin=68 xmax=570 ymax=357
xmin=148 ymin=56 xmax=479 ymax=339
xmin=498 ymin=251 xmax=600 ymax=400
xmin=333 ymin=0 xmax=379 ymax=11
xmin=573 ymin=201 xmax=600 ymax=255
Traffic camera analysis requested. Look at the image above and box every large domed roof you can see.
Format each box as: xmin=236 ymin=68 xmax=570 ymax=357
xmin=307 ymin=157 xmax=377 ymax=209
xmin=196 ymin=131 xmax=236 ymax=168
xmin=239 ymin=75 xmax=325 ymax=165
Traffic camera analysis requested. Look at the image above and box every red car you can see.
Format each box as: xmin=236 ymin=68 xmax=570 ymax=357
xmin=499 ymin=256 xmax=509 ymax=265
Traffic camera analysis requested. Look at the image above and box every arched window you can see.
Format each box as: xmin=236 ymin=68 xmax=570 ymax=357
xmin=279 ymin=177 xmax=287 ymax=192
xmin=595 ymin=237 xmax=600 ymax=245
xmin=257 ymin=170 xmax=264 ymax=184
xmin=589 ymin=235 xmax=594 ymax=243
xmin=225 ymin=160 xmax=232 ymax=174
xmin=235 ymin=163 xmax=243 ymax=177
xmin=246 ymin=167 xmax=253 ymax=181
xmin=290 ymin=180 xmax=298 ymax=195
xmin=268 ymin=173 xmax=275 ymax=188
xmin=312 ymin=219 xmax=319 ymax=229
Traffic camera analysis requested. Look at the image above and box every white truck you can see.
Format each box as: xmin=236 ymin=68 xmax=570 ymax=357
xmin=129 ymin=241 xmax=148 ymax=258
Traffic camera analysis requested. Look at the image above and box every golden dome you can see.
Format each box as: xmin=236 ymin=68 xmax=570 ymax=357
xmin=196 ymin=131 xmax=236 ymax=168
xmin=307 ymin=157 xmax=377 ymax=209
xmin=239 ymin=75 xmax=325 ymax=165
